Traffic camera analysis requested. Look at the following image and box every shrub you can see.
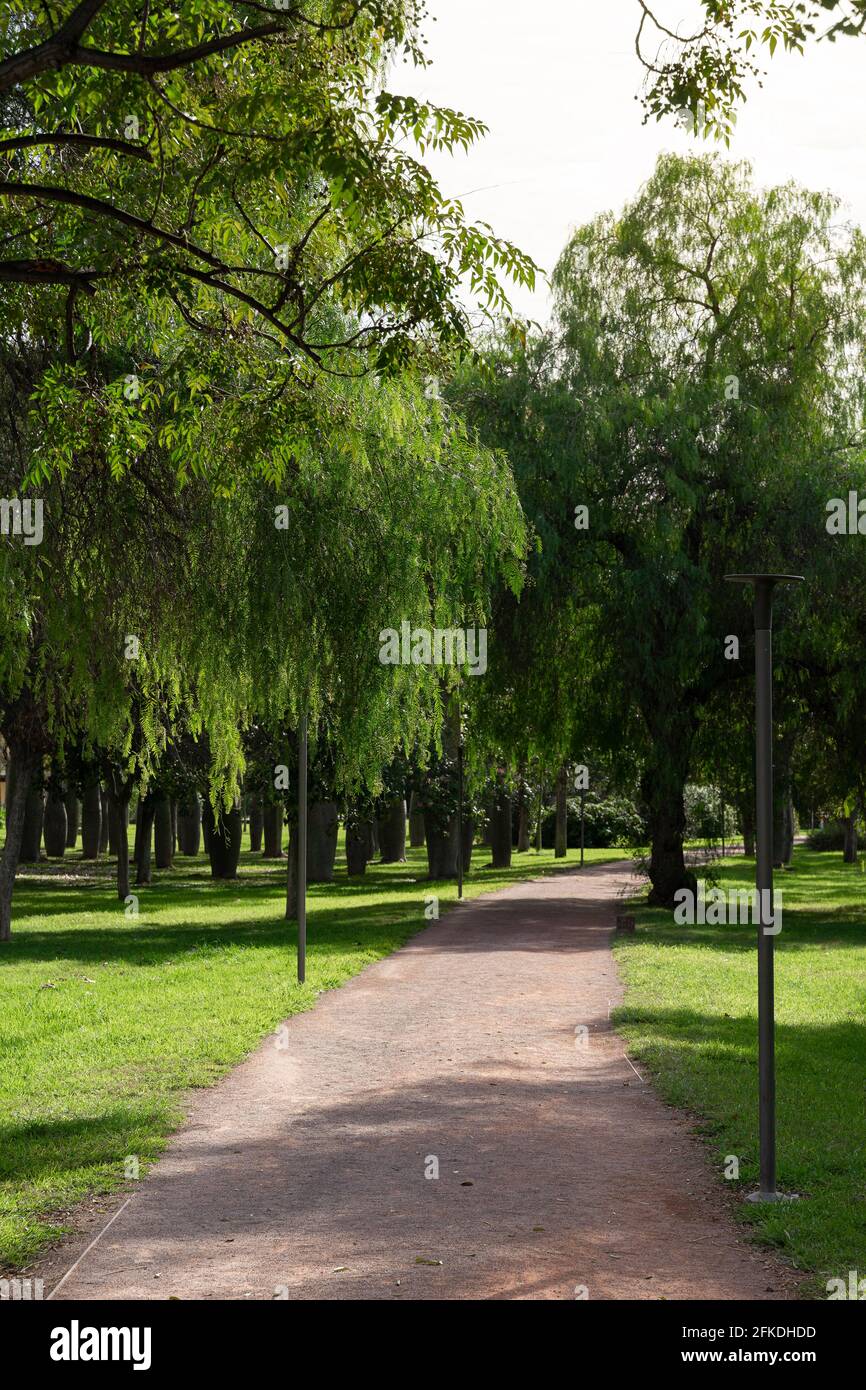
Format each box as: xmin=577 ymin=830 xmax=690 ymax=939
xmin=541 ymin=794 xmax=647 ymax=849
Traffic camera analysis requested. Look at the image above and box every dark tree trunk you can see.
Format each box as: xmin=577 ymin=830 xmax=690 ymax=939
xmin=308 ymin=801 xmax=338 ymax=882
xmin=489 ymin=795 xmax=512 ymax=869
xmin=171 ymin=799 xmax=178 ymax=855
xmin=738 ymin=795 xmax=756 ymax=858
xmin=346 ymin=819 xmax=371 ymax=876
xmin=517 ymin=797 xmax=530 ymax=853
xmin=285 ymin=822 xmax=298 ymax=920
xmin=107 ymin=788 xmax=130 ymax=901
xmin=0 ymin=741 xmax=37 ymax=941
xmin=107 ymin=793 xmax=119 ymax=855
xmin=843 ymin=809 xmax=858 ymax=864
xmin=535 ymin=787 xmax=544 ymax=851
xmin=20 ymin=782 xmax=44 ymax=862
xmin=43 ymin=795 xmax=67 ymax=858
xmin=408 ymin=791 xmax=426 ymax=848
xmin=248 ymin=799 xmax=263 ymax=853
xmin=462 ymin=814 xmax=474 ymax=871
xmin=203 ymin=803 xmax=242 ymax=879
xmin=98 ymin=789 xmax=110 ymax=854
xmin=641 ymin=734 xmax=696 ymax=908
xmin=81 ymin=784 xmax=102 ymax=860
xmin=377 ymin=797 xmax=406 ymax=863
xmin=424 ymin=810 xmax=459 ymax=879
xmin=772 ymin=735 xmax=795 ymax=868
xmin=135 ymin=794 xmax=156 ymax=885
xmin=64 ymin=790 xmax=79 ymax=848
xmin=177 ymin=798 xmax=201 ymax=855
xmin=263 ymin=803 xmax=283 ymax=857
xmin=154 ymin=796 xmax=173 ymax=869
xmin=554 ymin=765 xmax=568 ymax=859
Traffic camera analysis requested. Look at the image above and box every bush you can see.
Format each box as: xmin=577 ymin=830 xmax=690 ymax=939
xmin=541 ymin=794 xmax=647 ymax=849
xmin=806 ymin=821 xmax=847 ymax=851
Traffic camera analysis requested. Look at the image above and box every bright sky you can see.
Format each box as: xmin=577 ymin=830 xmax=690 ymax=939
xmin=400 ymin=0 xmax=866 ymax=324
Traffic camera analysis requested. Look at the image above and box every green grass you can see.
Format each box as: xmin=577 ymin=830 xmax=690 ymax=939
xmin=613 ymin=847 xmax=866 ymax=1298
xmin=0 ymin=831 xmax=624 ymax=1270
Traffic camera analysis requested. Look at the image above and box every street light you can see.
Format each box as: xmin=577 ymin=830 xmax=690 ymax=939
xmin=297 ymin=713 xmax=308 ymax=983
xmin=725 ymin=573 xmax=804 ymax=1202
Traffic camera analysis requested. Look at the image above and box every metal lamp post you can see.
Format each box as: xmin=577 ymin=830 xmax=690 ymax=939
xmin=725 ymin=573 xmax=803 ymax=1202
xmin=297 ymin=713 xmax=308 ymax=983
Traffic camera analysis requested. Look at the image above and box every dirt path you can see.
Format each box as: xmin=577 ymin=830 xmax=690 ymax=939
xmin=48 ymin=861 xmax=796 ymax=1301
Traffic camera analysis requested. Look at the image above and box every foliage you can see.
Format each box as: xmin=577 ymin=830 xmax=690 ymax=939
xmin=634 ymin=1 xmax=865 ymax=143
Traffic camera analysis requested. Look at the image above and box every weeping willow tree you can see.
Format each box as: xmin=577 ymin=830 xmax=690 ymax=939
xmin=0 ymin=341 xmax=526 ymax=936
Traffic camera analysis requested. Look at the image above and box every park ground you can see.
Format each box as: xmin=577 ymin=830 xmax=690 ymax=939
xmin=1 ymin=840 xmax=864 ymax=1298
xmin=0 ymin=834 xmax=621 ymax=1271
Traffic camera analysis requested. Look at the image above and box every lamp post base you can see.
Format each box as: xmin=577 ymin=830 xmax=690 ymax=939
xmin=745 ymin=1189 xmax=800 ymax=1204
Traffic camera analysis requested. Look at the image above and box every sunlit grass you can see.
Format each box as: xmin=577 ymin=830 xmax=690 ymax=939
xmin=614 ymin=848 xmax=866 ymax=1298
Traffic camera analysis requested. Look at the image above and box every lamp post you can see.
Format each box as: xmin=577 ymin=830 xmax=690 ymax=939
xmin=297 ymin=713 xmax=308 ymax=983
xmin=457 ymin=732 xmax=464 ymax=900
xmin=725 ymin=574 xmax=803 ymax=1202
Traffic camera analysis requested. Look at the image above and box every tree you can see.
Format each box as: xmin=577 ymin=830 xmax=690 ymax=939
xmin=635 ymin=1 xmax=866 ymax=142
xmin=459 ymin=153 xmax=866 ymax=905
xmin=1 ymin=0 xmax=536 ymax=394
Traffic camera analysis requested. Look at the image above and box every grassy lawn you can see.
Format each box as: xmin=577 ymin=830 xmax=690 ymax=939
xmin=613 ymin=847 xmax=866 ymax=1298
xmin=0 ymin=832 xmax=624 ymax=1270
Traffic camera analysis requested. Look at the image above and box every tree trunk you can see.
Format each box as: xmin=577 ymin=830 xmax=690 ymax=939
xmin=64 ymin=790 xmax=79 ymax=848
xmin=43 ymin=795 xmax=67 ymax=858
xmin=154 ymin=796 xmax=173 ymax=869
xmin=641 ymin=735 xmax=696 ymax=908
xmin=462 ymin=814 xmax=474 ymax=871
xmin=377 ymin=796 xmax=406 ymax=863
xmin=285 ymin=822 xmax=298 ymax=920
xmin=81 ymin=784 xmax=102 ymax=860
xmin=346 ymin=819 xmax=371 ymax=877
xmin=203 ymin=803 xmax=242 ymax=879
xmin=20 ymin=782 xmax=44 ymax=861
xmin=517 ymin=797 xmax=530 ymax=853
xmin=178 ymin=798 xmax=201 ymax=855
xmin=0 ymin=741 xmax=37 ymax=941
xmin=308 ymin=800 xmax=338 ymax=882
xmin=171 ymin=799 xmax=179 ymax=855
xmin=408 ymin=791 xmax=426 ymax=848
xmin=489 ymin=795 xmax=512 ymax=869
xmin=107 ymin=792 xmax=119 ymax=855
xmin=135 ymin=793 xmax=156 ymax=885
xmin=843 ymin=809 xmax=858 ymax=864
xmin=554 ymin=765 xmax=568 ymax=859
xmin=772 ymin=735 xmax=795 ymax=868
xmin=738 ymin=795 xmax=756 ymax=858
xmin=248 ymin=798 xmax=263 ymax=853
xmin=424 ymin=810 xmax=459 ymax=879
xmin=535 ymin=787 xmax=543 ymax=851
xmin=98 ymin=789 xmax=110 ymax=854
xmin=263 ymin=803 xmax=283 ymax=857
xmin=107 ymin=788 xmax=130 ymax=902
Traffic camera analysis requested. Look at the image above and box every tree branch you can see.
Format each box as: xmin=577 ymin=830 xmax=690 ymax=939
xmin=0 ymin=133 xmax=151 ymax=160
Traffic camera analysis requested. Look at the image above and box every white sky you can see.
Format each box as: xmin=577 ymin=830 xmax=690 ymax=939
xmin=400 ymin=0 xmax=866 ymax=324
